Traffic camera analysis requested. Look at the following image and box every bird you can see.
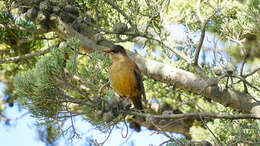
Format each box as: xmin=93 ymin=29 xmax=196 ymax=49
xmin=104 ymin=45 xmax=146 ymax=110
xmin=104 ymin=45 xmax=146 ymax=131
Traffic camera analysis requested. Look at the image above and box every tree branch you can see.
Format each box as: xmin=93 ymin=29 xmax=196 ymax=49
xmin=50 ymin=17 xmax=111 ymax=52
xmin=151 ymin=121 xmax=184 ymax=145
xmin=194 ymin=0 xmax=218 ymax=66
xmin=129 ymin=111 xmax=260 ymax=120
xmin=193 ymin=21 xmax=206 ymax=65
xmin=0 ymin=24 xmax=47 ymax=34
xmin=196 ymin=0 xmax=204 ymax=22
xmin=193 ymin=0 xmax=206 ymax=65
xmin=240 ymin=58 xmax=248 ymax=93
xmin=233 ymin=75 xmax=260 ymax=92
xmin=140 ymin=34 xmax=192 ymax=63
xmin=130 ymin=54 xmax=258 ymax=112
xmin=0 ymin=46 xmax=53 ymax=64
xmin=244 ymin=66 xmax=260 ymax=78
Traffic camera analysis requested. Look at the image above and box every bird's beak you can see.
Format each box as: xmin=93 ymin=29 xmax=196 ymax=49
xmin=104 ymin=49 xmax=113 ymax=53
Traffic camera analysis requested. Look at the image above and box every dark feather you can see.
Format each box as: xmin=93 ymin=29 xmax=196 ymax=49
xmin=134 ymin=66 xmax=146 ymax=102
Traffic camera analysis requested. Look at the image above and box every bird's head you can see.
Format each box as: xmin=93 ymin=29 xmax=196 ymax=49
xmin=104 ymin=45 xmax=128 ymax=62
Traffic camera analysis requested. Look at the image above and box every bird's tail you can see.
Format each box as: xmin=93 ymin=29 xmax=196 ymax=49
xmin=131 ymin=96 xmax=143 ymax=110
xmin=130 ymin=96 xmax=145 ymax=132
xmin=129 ymin=122 xmax=141 ymax=132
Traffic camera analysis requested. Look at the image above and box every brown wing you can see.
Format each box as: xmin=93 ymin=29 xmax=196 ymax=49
xmin=133 ymin=64 xmax=146 ymax=102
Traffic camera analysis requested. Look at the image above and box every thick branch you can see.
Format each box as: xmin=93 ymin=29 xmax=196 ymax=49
xmin=130 ymin=114 xmax=192 ymax=139
xmin=126 ymin=110 xmax=260 ymax=139
xmin=129 ymin=111 xmax=260 ymax=120
xmin=49 ymin=17 xmax=111 ymax=52
xmin=132 ymin=55 xmax=259 ymax=113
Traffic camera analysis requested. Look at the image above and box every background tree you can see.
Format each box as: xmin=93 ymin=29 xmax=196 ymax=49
xmin=0 ymin=0 xmax=260 ymax=145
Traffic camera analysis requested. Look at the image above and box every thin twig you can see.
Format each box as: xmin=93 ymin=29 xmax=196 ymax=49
xmin=98 ymin=81 xmax=110 ymax=93
xmin=144 ymin=13 xmax=159 ymax=34
xmin=193 ymin=21 xmax=207 ymax=65
xmin=243 ymin=66 xmax=260 ymax=78
xmin=98 ymin=125 xmax=115 ymax=146
xmin=197 ymin=113 xmax=222 ymax=145
xmin=240 ymin=58 xmax=248 ymax=93
xmin=158 ymin=140 xmax=172 ymax=146
xmin=196 ymin=0 xmax=204 ymax=22
xmin=193 ymin=0 xmax=206 ymax=65
xmin=0 ymin=112 xmax=30 ymax=123
xmin=121 ymin=119 xmax=129 ymax=138
xmin=233 ymin=75 xmax=260 ymax=92
xmin=69 ymin=112 xmax=81 ymax=139
xmin=141 ymin=34 xmax=192 ymax=63
xmin=194 ymin=0 xmax=218 ymax=66
xmin=240 ymin=59 xmax=246 ymax=77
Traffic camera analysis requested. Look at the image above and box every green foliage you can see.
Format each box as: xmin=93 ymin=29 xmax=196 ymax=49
xmin=211 ymin=119 xmax=260 ymax=144
xmin=14 ymin=40 xmax=75 ymax=118
xmin=0 ymin=3 xmax=45 ymax=106
xmin=12 ymin=38 xmax=121 ymax=143
xmin=169 ymin=0 xmax=199 ymax=29
xmin=10 ymin=39 xmax=93 ymax=143
xmin=190 ymin=119 xmax=260 ymax=145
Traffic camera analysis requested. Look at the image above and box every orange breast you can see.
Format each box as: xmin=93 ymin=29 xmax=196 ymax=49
xmin=109 ymin=59 xmax=139 ymax=98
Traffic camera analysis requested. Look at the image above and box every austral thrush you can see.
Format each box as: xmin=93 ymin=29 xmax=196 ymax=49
xmin=104 ymin=45 xmax=146 ymax=131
